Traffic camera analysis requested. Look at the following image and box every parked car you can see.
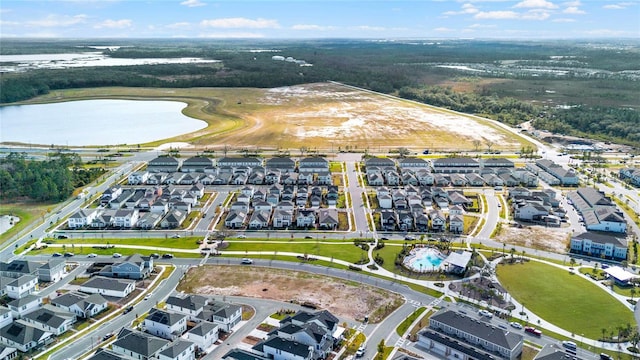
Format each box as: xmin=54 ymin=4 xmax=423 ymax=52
xmin=380 ymin=237 xmax=389 ymax=241
xmin=162 ymin=253 xmax=174 ymax=259
xmin=356 ymin=344 xmax=366 ymax=357
xmin=404 ymin=235 xmax=415 ymax=240
xmin=171 ymin=234 xmax=181 ymax=238
xmin=304 ymin=236 xmax=313 ymax=239
xmin=112 ymin=253 xmax=122 ymax=258
xmin=57 ymin=235 xmax=68 ymax=239
xmin=150 ymin=253 xmax=160 ymax=259
xmin=63 ymin=252 xmax=74 ymax=257
xmin=509 ymin=322 xmax=523 ymax=329
xmin=52 ymin=252 xmax=62 ymax=257
xmin=600 ymin=354 xmax=613 ymax=360
xmin=144 ymin=293 xmax=152 ymax=300
xmin=123 ymin=306 xmax=134 ymax=314
xmin=562 ymin=341 xmax=577 ymax=351
xmin=478 ymin=309 xmax=493 ymax=318
xmin=102 ymin=333 xmax=114 ymax=341
xmin=524 ymin=326 xmax=542 ymax=336
xmin=87 ymin=253 xmax=97 ymax=258
xmin=237 ymin=234 xmax=247 ymax=239
xmin=241 ymin=258 xmax=253 ymax=264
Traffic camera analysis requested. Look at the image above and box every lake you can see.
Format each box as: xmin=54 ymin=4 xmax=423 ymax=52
xmin=0 ymin=100 xmax=207 ymax=146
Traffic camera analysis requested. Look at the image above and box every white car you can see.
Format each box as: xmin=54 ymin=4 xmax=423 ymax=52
xmin=87 ymin=253 xmax=97 ymax=258
xmin=510 ymin=321 xmax=523 ymax=329
xmin=237 ymin=234 xmax=247 ymax=239
xmin=241 ymin=258 xmax=253 ymax=264
xmin=112 ymin=253 xmax=122 ymax=258
xmin=355 ymin=344 xmax=366 ymax=357
xmin=478 ymin=309 xmax=493 ymax=318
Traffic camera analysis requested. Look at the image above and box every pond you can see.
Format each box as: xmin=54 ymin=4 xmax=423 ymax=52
xmin=0 ymin=100 xmax=207 ymax=146
xmin=0 ymin=215 xmax=20 ymax=235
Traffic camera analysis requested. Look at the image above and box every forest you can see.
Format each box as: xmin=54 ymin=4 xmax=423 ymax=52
xmin=0 ymin=152 xmax=106 ymax=202
xmin=1 ymin=38 xmax=639 ymax=147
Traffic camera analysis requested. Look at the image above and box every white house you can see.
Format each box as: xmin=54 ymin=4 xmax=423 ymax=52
xmin=51 ymin=292 xmax=108 ymax=319
xmin=6 ymin=275 xmax=38 ymax=300
xmin=79 ymin=277 xmax=135 ymax=298
xmin=7 ymin=295 xmax=42 ymax=318
xmin=128 ymin=171 xmax=150 ymax=185
xmin=113 ymin=209 xmax=139 ymax=228
xmin=198 ymin=301 xmax=242 ymax=333
xmin=68 ymin=209 xmax=98 ymax=229
xmin=0 ymin=322 xmax=52 ymax=353
xmin=158 ymin=340 xmax=196 ymax=360
xmin=21 ymin=305 xmax=76 ymax=336
xmin=256 ymin=336 xmax=313 ymax=360
xmin=144 ymin=308 xmax=188 ymax=341
xmin=570 ymin=232 xmax=628 ymax=261
xmin=186 ymin=321 xmax=219 ymax=351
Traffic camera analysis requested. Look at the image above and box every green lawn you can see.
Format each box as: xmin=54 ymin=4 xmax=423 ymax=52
xmin=223 ymin=241 xmax=365 ymax=263
xmin=396 ymin=307 xmax=427 ymax=336
xmin=496 ymin=261 xmax=635 ymax=339
xmin=29 ymin=246 xmax=198 ymax=258
xmin=47 ymin=237 xmax=200 ymax=249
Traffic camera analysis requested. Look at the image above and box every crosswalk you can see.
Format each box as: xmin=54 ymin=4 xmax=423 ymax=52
xmin=407 ymin=299 xmax=422 ymax=308
xmin=356 ymin=322 xmax=367 ymax=333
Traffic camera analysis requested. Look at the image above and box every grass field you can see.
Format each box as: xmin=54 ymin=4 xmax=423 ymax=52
xmin=0 ymin=203 xmax=50 ymax=249
xmin=496 ymin=261 xmax=635 ymax=339
xmin=24 ymin=83 xmax=534 ymax=151
xmin=223 ymin=241 xmax=365 ymax=264
xmin=45 ymin=237 xmax=200 ymax=249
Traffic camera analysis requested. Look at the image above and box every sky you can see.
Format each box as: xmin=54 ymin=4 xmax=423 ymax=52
xmin=0 ymin=0 xmax=638 ymax=39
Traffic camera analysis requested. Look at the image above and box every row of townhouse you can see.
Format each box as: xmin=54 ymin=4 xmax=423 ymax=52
xmin=231 ymin=184 xmax=340 ymax=211
xmin=69 ymin=207 xmax=189 ymax=230
xmin=418 ymin=309 xmax=523 ymax=360
xmin=99 ymin=184 xmax=203 ymax=212
xmin=366 ymin=157 xmax=537 ymax=188
xmin=569 ymin=231 xmax=628 ymax=261
xmin=526 ymin=159 xmax=579 ymax=186
xmin=375 ymin=186 xmax=473 ymax=210
xmin=226 ymin=206 xmax=339 ymax=230
xmin=510 ymin=187 xmax=564 ymax=226
xmin=619 ymin=167 xmax=640 ymax=187
xmin=567 ymin=187 xmax=627 ymax=233
xmin=222 ymin=309 xmax=342 ymax=360
xmin=379 ymin=208 xmax=463 ymax=233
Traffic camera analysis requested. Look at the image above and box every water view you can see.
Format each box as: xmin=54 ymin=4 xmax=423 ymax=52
xmin=0 ymin=100 xmax=207 ymax=146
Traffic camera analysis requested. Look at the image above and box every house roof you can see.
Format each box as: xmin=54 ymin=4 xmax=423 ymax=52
xmin=433 ymin=157 xmax=479 ymax=166
xmin=113 ymin=328 xmax=169 ymax=357
xmin=254 ymin=335 xmax=313 ymax=358
xmin=534 ymin=344 xmax=583 ymax=360
xmin=166 ymin=294 xmax=208 ymax=312
xmin=159 ymin=339 xmax=193 ymax=358
xmin=87 ymin=348 xmax=131 ymax=360
xmin=430 ymin=310 xmax=522 ymax=350
xmin=8 ymin=294 xmax=41 ymax=308
xmin=222 ymin=348 xmax=271 ymax=360
xmin=318 ymin=209 xmax=338 ymax=224
xmin=23 ymin=305 xmax=75 ymax=329
xmin=188 ymin=321 xmax=218 ymax=337
xmin=573 ymin=232 xmax=627 ymax=248
xmin=146 ymin=308 xmax=187 ymax=327
xmin=0 ymin=322 xmax=50 ymax=346
xmin=8 ymin=274 xmax=37 ymax=287
xmin=82 ymin=276 xmax=135 ymax=292
xmin=0 ymin=260 xmax=40 ymax=275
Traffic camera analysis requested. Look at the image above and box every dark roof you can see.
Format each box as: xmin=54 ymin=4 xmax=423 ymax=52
xmin=159 ymin=340 xmax=194 ymax=358
xmin=433 ymin=158 xmax=479 ymax=166
xmin=573 ymin=232 xmax=627 ymax=247
xmin=189 ymin=321 xmax=218 ymax=337
xmin=166 ymin=294 xmax=208 ymax=311
xmin=254 ymin=336 xmax=313 ymax=358
xmin=87 ymin=348 xmax=131 ymax=360
xmin=0 ymin=322 xmax=50 ymax=346
xmin=146 ymin=308 xmax=186 ymax=326
xmin=113 ymin=328 xmax=169 ymax=357
xmin=419 ymin=329 xmax=496 ymax=360
xmin=535 ymin=344 xmax=584 ymax=360
xmin=430 ymin=310 xmax=522 ymax=350
xmin=82 ymin=277 xmax=135 ymax=292
xmin=576 ymin=187 xmax=611 ymax=207
xmin=0 ymin=260 xmax=40 ymax=275
xmin=8 ymin=294 xmax=41 ymax=308
xmin=222 ymin=348 xmax=271 ymax=360
xmin=23 ymin=306 xmax=74 ymax=328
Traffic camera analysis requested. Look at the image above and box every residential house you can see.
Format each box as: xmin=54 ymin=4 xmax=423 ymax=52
xmin=51 ymin=292 xmax=108 ymax=318
xmin=399 ymin=157 xmax=429 ymax=170
xmin=113 ymin=209 xmax=139 ymax=228
xmin=21 ymin=305 xmax=76 ymax=336
xmin=68 ymin=209 xmax=98 ymax=229
xmin=6 ymin=275 xmax=37 ymax=300
xmin=198 ymin=301 xmax=242 ymax=333
xmin=432 ymin=158 xmax=480 ymax=174
xmin=266 ymin=157 xmax=296 ymax=172
xmin=365 ymin=157 xmax=396 ymax=171
xmin=218 ymin=157 xmax=262 ymax=168
xmin=448 ymin=214 xmax=464 ymax=233
xmin=157 ymin=340 xmax=196 ymax=360
xmin=100 ymin=185 xmax=123 ymax=205
xmin=249 ymin=211 xmax=271 ymax=230
xmin=230 ymin=201 xmax=250 ymax=213
xmin=570 ymin=232 xmax=628 ymax=261
xmin=619 ymin=167 xmax=640 ymax=186
xmin=299 ymin=157 xmax=329 ymax=174
xmin=254 ymin=336 xmax=313 ymax=360
xmin=98 ymin=254 xmax=153 ymax=280
xmin=296 ymin=210 xmax=316 ymax=228
xmin=0 ymin=345 xmax=16 ymax=360
xmin=418 ymin=309 xmax=523 ymax=360
xmin=181 ymin=156 xmax=214 ymax=173
xmin=225 ymin=211 xmax=247 ymax=229
xmin=464 ymin=173 xmax=485 ymax=187
xmin=0 ymin=308 xmax=13 ymax=328
xmin=535 ymin=159 xmax=579 ymax=186
xmin=165 ymin=294 xmax=208 ymax=321
xmin=7 ymin=295 xmax=42 ymax=318
xmin=0 ymin=322 xmax=52 ymax=353
xmin=128 ymin=171 xmax=150 ymax=185
xmin=416 ymin=169 xmax=434 ymax=186
xmin=186 ymin=321 xmax=219 ymax=351
xmin=222 ymin=349 xmax=270 ymax=360
xmin=144 ymin=308 xmax=188 ymax=341
xmin=318 ymin=209 xmax=338 ymax=230
xmin=79 ymin=277 xmax=135 ymax=298
xmin=112 ymin=328 xmax=170 ymax=360
xmin=272 ymin=210 xmax=294 ymax=229
xmin=161 ymin=209 xmax=187 ymax=229
xmin=148 ymin=157 xmax=181 ymax=173
xmin=380 ymin=210 xmax=398 ymax=231
xmin=110 ymin=190 xmax=135 ymax=209
xmin=253 ymin=201 xmax=273 ymax=213
xmin=138 ymin=212 xmax=163 ymax=230
xmin=514 ymin=203 xmax=549 ymax=221
xmin=482 ymin=158 xmax=514 ymax=169
xmin=429 ymin=210 xmax=446 ymax=232
xmin=39 ymin=259 xmax=66 ymax=283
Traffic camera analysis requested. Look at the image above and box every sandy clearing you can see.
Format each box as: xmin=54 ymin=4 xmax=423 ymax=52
xmin=155 ymin=142 xmax=193 ymax=150
xmin=493 ymin=224 xmax=571 ymax=253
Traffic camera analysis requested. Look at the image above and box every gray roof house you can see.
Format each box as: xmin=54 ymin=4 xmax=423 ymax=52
xmin=98 ymin=254 xmax=153 ymax=280
xmin=418 ymin=309 xmax=523 ymax=360
xmin=253 ymin=335 xmax=313 ymax=360
xmin=165 ymin=294 xmax=209 ymax=320
xmin=0 ymin=321 xmax=53 ymax=352
xmin=143 ymin=308 xmax=188 ymax=341
xmin=158 ymin=339 xmax=196 ymax=360
xmin=112 ymin=328 xmax=170 ymax=360
xmin=79 ymin=277 xmax=136 ymax=298
xmin=87 ymin=348 xmax=132 ymax=360
xmin=21 ymin=305 xmax=76 ymax=335
xmin=51 ymin=291 xmax=108 ymax=318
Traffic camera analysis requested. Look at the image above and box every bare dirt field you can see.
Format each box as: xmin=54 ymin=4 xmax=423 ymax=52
xmin=493 ymin=223 xmax=571 ymax=253
xmin=177 ymin=265 xmax=403 ymax=322
xmin=28 ymin=83 xmax=533 ymax=151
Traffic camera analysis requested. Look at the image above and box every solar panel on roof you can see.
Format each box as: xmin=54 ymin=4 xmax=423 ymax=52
xmin=6 ymin=324 xmax=22 ymax=336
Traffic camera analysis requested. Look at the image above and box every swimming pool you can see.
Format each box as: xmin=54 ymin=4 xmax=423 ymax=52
xmin=403 ymin=247 xmax=447 ymax=272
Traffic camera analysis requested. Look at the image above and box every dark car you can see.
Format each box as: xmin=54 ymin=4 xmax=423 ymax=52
xmin=57 ymin=235 xmax=68 ymax=239
xmin=63 ymin=252 xmax=74 ymax=257
xmin=150 ymin=253 xmax=160 ymax=259
xmin=52 ymin=252 xmax=62 ymax=257
xmin=162 ymin=253 xmax=174 ymax=259
xmin=123 ymin=306 xmax=134 ymax=314
xmin=600 ymin=354 xmax=613 ymax=360
xmin=102 ymin=332 xmax=115 ymax=341
xmin=380 ymin=237 xmax=389 ymax=240
xmin=304 ymin=236 xmax=313 ymax=239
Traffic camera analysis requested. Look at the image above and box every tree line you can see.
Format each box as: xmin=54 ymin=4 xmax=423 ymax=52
xmin=0 ymin=152 xmax=106 ymax=202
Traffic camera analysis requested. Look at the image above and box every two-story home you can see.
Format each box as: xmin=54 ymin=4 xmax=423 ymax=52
xmin=253 ymin=336 xmax=313 ymax=360
xmin=98 ymin=254 xmax=153 ymax=280
xmin=144 ymin=308 xmax=188 ymax=341
xmin=165 ymin=294 xmax=208 ymax=321
xmin=198 ymin=301 xmax=242 ymax=333
xmin=185 ymin=321 xmax=219 ymax=352
xmin=68 ymin=209 xmax=98 ymax=229
xmin=0 ymin=322 xmax=52 ymax=353
xmin=21 ymin=305 xmax=76 ymax=335
xmin=7 ymin=295 xmax=42 ymax=318
xmin=158 ymin=339 xmax=196 ymax=360
xmin=51 ymin=292 xmax=108 ymax=318
xmin=148 ymin=156 xmax=181 ymax=173
xmin=112 ymin=328 xmax=170 ymax=360
xmin=6 ymin=275 xmax=38 ymax=299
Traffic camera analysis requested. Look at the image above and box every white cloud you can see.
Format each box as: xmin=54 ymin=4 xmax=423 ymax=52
xmin=200 ymin=17 xmax=279 ymax=29
xmin=522 ymin=9 xmax=551 ymax=19
xmin=27 ymin=14 xmax=87 ymax=27
xmin=563 ymin=6 xmax=585 ymax=14
xmin=443 ymin=3 xmax=480 ymax=15
xmin=94 ymin=19 xmax=132 ymax=29
xmin=166 ymin=22 xmax=191 ymax=29
xmin=562 ymin=0 xmax=581 ymax=6
xmin=468 ymin=23 xmax=497 ymax=28
xmin=474 ymin=11 xmax=519 ymax=19
xmin=199 ymin=32 xmax=265 ymax=38
xmin=603 ymin=2 xmax=634 ymax=9
xmin=352 ymin=25 xmax=386 ymax=31
xmin=433 ymin=27 xmax=456 ymax=32
xmin=582 ymin=28 xmax=632 ymax=36
xmin=514 ymin=0 xmax=557 ymax=9
xmin=553 ymin=18 xmax=576 ymax=22
xmin=180 ymin=0 xmax=205 ymax=7
xmin=291 ymin=24 xmax=337 ymax=31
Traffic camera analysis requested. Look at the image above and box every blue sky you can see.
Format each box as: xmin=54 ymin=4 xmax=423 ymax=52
xmin=1 ymin=0 xmax=638 ymax=39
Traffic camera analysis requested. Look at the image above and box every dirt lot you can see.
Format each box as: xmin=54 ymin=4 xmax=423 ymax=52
xmin=493 ymin=223 xmax=571 ymax=253
xmin=177 ymin=265 xmax=403 ymax=322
